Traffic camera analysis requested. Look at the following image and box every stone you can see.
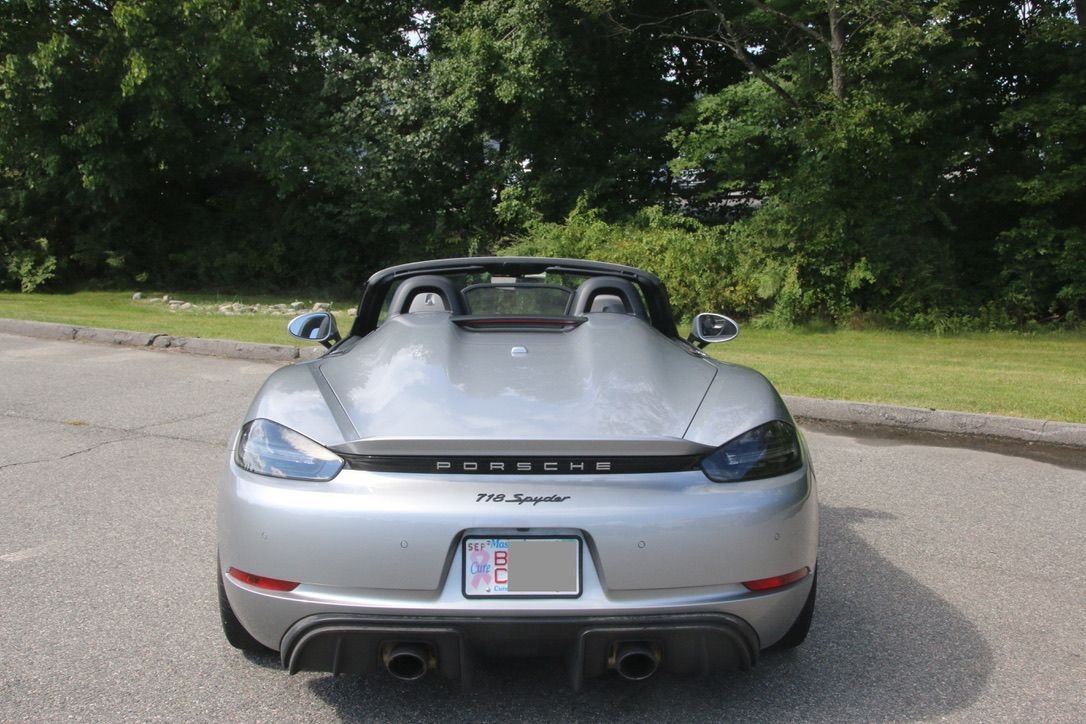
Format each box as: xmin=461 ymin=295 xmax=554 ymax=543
xmin=132 ymin=292 xmax=143 ymax=301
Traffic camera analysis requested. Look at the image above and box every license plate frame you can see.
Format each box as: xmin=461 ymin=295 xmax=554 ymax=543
xmin=462 ymin=536 xmax=582 ymax=598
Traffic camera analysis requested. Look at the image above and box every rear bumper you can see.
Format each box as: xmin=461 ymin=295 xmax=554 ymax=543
xmin=281 ymin=612 xmax=759 ymax=690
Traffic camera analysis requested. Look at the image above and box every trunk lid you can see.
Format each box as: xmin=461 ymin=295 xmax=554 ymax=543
xmin=316 ymin=314 xmax=716 ymax=447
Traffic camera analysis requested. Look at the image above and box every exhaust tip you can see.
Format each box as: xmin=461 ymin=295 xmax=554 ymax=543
xmin=382 ymin=643 xmax=433 ymax=681
xmin=613 ymin=642 xmax=660 ymax=681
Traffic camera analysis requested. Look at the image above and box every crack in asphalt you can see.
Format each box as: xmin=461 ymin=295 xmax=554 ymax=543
xmin=131 ymin=407 xmax=236 ymax=433
xmin=0 ymin=411 xmax=227 ymax=471
xmin=0 ymin=436 xmax=133 ymax=472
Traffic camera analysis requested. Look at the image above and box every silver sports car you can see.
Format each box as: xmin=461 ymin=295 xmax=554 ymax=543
xmin=218 ymin=257 xmax=818 ymax=688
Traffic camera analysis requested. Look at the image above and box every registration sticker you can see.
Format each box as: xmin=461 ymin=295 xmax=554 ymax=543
xmin=463 ymin=537 xmax=581 ymax=598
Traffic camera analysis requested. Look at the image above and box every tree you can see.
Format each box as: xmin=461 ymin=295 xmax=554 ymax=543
xmin=425 ymin=0 xmax=720 ymax=233
xmin=991 ymin=3 xmax=1086 ymax=321
xmin=0 ymin=0 xmax=418 ymax=291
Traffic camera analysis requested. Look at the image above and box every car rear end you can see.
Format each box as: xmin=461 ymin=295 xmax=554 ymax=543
xmin=218 ymin=434 xmax=817 ymax=688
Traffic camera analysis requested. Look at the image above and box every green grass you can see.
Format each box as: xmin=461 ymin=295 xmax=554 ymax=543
xmin=0 ymin=291 xmax=355 ymax=345
xmin=711 ymin=328 xmax=1086 ymax=424
xmin=2 ymin=291 xmax=1084 ymax=423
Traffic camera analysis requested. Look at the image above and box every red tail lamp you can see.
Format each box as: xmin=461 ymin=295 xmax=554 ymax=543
xmin=228 ymin=567 xmax=300 ymax=592
xmin=742 ymin=567 xmax=810 ymax=592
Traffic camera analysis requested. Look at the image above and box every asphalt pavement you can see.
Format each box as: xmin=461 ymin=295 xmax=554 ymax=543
xmin=0 ymin=333 xmax=1083 ymax=722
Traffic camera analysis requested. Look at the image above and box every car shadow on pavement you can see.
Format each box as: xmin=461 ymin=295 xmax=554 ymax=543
xmin=241 ymin=650 xmax=281 ymax=670
xmin=306 ymin=505 xmax=993 ymax=722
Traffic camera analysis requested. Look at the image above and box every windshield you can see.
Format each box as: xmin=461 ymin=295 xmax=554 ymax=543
xmin=462 ymin=283 xmax=573 ymax=316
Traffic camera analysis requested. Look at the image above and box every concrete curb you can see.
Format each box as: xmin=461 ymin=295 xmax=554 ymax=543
xmin=783 ymin=396 xmax=1086 ymax=449
xmin=0 ymin=318 xmax=324 ymax=363
xmin=2 ymin=317 xmax=1084 ymax=449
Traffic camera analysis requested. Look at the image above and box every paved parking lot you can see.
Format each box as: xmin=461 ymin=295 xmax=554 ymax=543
xmin=1 ymin=333 xmax=1083 ymax=722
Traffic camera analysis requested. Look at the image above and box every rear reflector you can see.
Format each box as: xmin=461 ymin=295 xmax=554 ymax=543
xmin=228 ymin=567 xmax=300 ymax=592
xmin=742 ymin=567 xmax=810 ymax=592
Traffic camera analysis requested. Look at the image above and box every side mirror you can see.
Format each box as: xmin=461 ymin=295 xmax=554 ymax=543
xmin=288 ymin=312 xmax=341 ymax=348
xmin=688 ymin=312 xmax=740 ymax=348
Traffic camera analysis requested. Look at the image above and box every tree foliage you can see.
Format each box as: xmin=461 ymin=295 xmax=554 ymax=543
xmin=0 ymin=0 xmax=1082 ymax=326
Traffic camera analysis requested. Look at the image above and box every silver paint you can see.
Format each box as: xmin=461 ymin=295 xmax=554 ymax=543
xmin=220 ymin=289 xmax=819 ymax=659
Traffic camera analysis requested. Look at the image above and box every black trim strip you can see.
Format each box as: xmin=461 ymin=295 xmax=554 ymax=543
xmin=450 ymin=314 xmax=586 ymax=331
xmin=341 ymin=454 xmax=703 ymax=475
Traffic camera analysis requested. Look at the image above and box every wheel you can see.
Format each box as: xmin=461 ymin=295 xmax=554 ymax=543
xmin=770 ymin=569 xmax=817 ymax=651
xmin=218 ymin=560 xmax=273 ymax=653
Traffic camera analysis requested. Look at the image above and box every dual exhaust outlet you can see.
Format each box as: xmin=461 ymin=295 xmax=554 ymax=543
xmin=381 ymin=640 xmax=661 ymax=682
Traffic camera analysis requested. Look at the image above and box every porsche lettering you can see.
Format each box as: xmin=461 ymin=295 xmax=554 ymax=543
xmin=436 ymin=460 xmax=612 ymax=473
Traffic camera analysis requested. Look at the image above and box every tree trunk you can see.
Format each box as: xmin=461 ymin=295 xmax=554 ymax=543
xmin=828 ymin=0 xmax=845 ymax=99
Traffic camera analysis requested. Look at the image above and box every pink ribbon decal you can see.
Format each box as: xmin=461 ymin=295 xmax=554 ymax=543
xmin=470 ymin=548 xmax=491 ymax=590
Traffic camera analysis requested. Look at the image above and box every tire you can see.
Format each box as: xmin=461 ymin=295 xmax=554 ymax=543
xmin=770 ymin=569 xmax=817 ymax=651
xmin=218 ymin=561 xmax=273 ymax=654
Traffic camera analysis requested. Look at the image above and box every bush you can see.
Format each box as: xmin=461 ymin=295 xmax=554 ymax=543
xmin=3 ymin=238 xmax=57 ymax=293
xmin=500 ymin=203 xmax=759 ymax=322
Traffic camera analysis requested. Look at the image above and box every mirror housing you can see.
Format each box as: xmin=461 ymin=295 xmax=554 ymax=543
xmin=688 ymin=312 xmax=740 ymax=348
xmin=288 ymin=312 xmax=341 ymax=348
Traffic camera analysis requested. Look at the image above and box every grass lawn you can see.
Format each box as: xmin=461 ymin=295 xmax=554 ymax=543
xmin=0 ymin=291 xmax=356 ymax=345
xmin=2 ymin=291 xmax=1084 ymax=423
xmin=711 ymin=329 xmax=1086 ymax=424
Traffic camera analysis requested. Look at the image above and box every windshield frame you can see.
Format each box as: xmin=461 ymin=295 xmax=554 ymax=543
xmin=349 ymin=257 xmax=680 ymax=339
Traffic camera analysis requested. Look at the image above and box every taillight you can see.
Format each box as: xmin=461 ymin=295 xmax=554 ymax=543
xmin=742 ymin=567 xmax=810 ymax=592
xmin=700 ymin=421 xmax=803 ymax=483
xmin=227 ymin=567 xmax=300 ymax=592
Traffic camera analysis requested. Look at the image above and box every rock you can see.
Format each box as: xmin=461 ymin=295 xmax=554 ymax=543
xmin=180 ymin=302 xmax=193 ymax=311
xmin=162 ymin=295 xmax=171 ymax=302
xmin=218 ymin=304 xmax=232 ymax=313
xmin=132 ymin=292 xmax=143 ymax=301
xmin=347 ymin=308 xmax=357 ymax=317
xmin=290 ymin=301 xmax=304 ymax=310
xmin=312 ymin=302 xmax=330 ymax=312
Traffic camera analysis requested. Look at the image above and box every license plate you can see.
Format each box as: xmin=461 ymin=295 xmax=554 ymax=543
xmin=462 ymin=537 xmax=581 ymax=598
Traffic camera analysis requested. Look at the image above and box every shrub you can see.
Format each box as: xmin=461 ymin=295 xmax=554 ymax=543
xmin=4 ymin=238 xmax=57 ymax=293
xmin=500 ymin=203 xmax=758 ymax=322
